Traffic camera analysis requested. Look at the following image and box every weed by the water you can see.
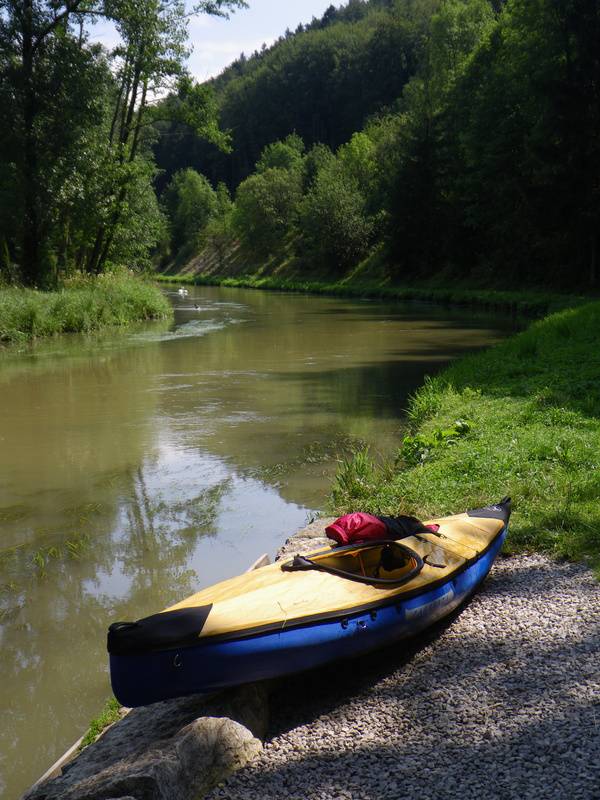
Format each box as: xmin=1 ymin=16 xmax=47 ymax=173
xmin=79 ymin=697 xmax=122 ymax=750
xmin=0 ymin=272 xmax=172 ymax=345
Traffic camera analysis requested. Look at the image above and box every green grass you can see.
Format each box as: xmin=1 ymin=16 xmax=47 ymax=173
xmin=156 ymin=272 xmax=588 ymax=317
xmin=330 ymin=301 xmax=600 ymax=573
xmin=0 ymin=272 xmax=172 ymax=345
xmin=79 ymin=697 xmax=122 ymax=749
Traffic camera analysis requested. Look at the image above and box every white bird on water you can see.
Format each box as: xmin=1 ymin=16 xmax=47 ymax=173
xmin=178 ymin=287 xmax=189 ymax=297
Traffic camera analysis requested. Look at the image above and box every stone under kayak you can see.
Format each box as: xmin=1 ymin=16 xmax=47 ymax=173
xmin=108 ymin=498 xmax=511 ymax=707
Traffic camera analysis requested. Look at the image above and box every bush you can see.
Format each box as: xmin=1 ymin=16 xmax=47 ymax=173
xmin=163 ymin=169 xmax=218 ymax=257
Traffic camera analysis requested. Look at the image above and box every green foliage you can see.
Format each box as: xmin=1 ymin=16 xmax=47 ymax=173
xmin=256 ymin=134 xmax=305 ymax=173
xmin=161 ymin=76 xmax=232 ymax=153
xmin=80 ymin=698 xmax=122 ymax=750
xmin=153 ymin=1 xmax=421 ymax=188
xmin=330 ymin=300 xmax=600 ymax=573
xmin=331 ymin=448 xmax=382 ymax=511
xmin=400 ymin=419 xmax=472 ymax=466
xmin=163 ymin=0 xmax=598 ymax=290
xmin=164 ymin=169 xmax=218 ymax=256
xmin=337 ymin=132 xmax=378 ymax=197
xmin=298 ymin=158 xmax=375 ymax=271
xmin=233 ymin=166 xmax=303 ymax=258
xmin=0 ymin=0 xmax=243 ymax=285
xmin=379 ymin=0 xmax=600 ymax=286
xmin=0 ymin=272 xmax=172 ymax=344
xmin=302 ymin=143 xmax=336 ymax=191
xmin=205 ymin=183 xmax=235 ymax=266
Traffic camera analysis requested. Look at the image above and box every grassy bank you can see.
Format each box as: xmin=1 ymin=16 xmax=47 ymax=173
xmin=0 ymin=272 xmax=172 ymax=345
xmin=332 ymin=301 xmax=600 ymax=573
xmin=156 ymin=272 xmax=588 ymax=318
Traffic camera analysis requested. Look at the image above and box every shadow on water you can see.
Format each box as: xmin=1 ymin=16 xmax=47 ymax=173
xmin=267 ymin=341 xmax=507 ymax=422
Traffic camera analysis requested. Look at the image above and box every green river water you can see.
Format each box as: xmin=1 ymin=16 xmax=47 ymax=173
xmin=0 ymin=285 xmax=510 ymax=798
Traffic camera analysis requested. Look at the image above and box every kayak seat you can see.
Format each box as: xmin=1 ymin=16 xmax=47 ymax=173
xmin=282 ymin=541 xmax=423 ymax=587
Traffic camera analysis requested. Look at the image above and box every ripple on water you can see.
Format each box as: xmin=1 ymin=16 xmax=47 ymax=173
xmin=131 ymin=318 xmax=242 ymax=343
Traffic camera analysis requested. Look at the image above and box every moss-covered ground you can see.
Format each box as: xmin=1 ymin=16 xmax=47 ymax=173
xmin=331 ymin=301 xmax=600 ymax=573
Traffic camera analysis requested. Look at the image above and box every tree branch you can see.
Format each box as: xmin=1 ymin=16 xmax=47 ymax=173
xmin=33 ymin=0 xmax=86 ymax=50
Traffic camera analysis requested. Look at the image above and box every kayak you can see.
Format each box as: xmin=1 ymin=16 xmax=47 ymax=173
xmin=108 ymin=498 xmax=510 ymax=707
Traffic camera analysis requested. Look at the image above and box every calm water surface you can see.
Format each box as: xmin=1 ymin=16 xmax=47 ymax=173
xmin=0 ymin=286 xmax=510 ymax=798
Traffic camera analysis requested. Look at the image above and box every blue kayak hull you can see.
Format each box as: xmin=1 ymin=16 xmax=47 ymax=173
xmin=110 ymin=527 xmax=506 ymax=707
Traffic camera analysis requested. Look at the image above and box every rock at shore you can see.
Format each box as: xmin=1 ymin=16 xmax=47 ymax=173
xmin=24 ymin=684 xmax=267 ymax=800
xmin=275 ymin=517 xmax=334 ymax=561
xmin=24 ymin=519 xmax=334 ymax=800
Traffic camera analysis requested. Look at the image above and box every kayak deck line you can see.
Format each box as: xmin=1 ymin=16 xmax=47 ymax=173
xmin=108 ymin=499 xmax=511 ymax=707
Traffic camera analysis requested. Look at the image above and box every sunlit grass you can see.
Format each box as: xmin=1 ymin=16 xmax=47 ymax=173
xmin=0 ymin=271 xmax=172 ymax=344
xmin=331 ymin=301 xmax=600 ymax=574
xmin=79 ymin=697 xmax=122 ymax=750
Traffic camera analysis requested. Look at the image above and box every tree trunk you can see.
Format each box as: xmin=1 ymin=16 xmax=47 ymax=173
xmin=21 ymin=0 xmax=41 ymax=286
xmin=96 ymin=79 xmax=148 ymax=273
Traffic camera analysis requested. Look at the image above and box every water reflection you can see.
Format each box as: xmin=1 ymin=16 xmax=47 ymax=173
xmin=0 ymin=286 xmax=509 ymax=798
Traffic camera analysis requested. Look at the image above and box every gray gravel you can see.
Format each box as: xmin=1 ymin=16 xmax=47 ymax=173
xmin=207 ymin=554 xmax=600 ymax=800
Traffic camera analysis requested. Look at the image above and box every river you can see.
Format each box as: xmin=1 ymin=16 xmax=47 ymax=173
xmin=0 ymin=285 xmax=510 ymax=798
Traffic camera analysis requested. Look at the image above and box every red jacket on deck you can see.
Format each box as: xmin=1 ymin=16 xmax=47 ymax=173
xmin=325 ymin=513 xmax=388 ymax=545
xmin=325 ymin=512 xmax=440 ymax=545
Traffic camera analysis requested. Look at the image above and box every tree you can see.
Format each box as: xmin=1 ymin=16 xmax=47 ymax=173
xmin=0 ymin=0 xmax=111 ymax=285
xmin=454 ymin=0 xmax=600 ymax=285
xmin=0 ymin=0 xmax=247 ymax=285
xmin=302 ymin=143 xmax=335 ymax=191
xmin=205 ymin=183 xmax=235 ymax=268
xmin=85 ymin=0 xmax=246 ymax=276
xmin=233 ymin=168 xmax=303 ymax=258
xmin=298 ymin=158 xmax=374 ymax=271
xmin=156 ymin=2 xmax=422 ymax=190
xmin=256 ymin=134 xmax=304 ymax=173
xmin=163 ymin=169 xmax=218 ymax=256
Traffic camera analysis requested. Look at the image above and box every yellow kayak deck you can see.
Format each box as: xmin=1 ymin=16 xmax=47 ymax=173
xmin=166 ymin=512 xmax=504 ymax=639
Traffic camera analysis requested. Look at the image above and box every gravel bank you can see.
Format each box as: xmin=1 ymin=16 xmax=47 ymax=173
xmin=207 ymin=554 xmax=600 ymax=800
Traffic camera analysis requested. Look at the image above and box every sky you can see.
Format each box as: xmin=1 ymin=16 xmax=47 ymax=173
xmin=92 ymin=1 xmax=344 ymax=83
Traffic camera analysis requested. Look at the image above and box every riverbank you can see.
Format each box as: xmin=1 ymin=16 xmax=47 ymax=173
xmin=208 ymin=548 xmax=600 ymax=800
xmin=27 ymin=518 xmax=600 ymax=800
xmin=0 ymin=272 xmax=172 ymax=345
xmin=331 ymin=300 xmax=600 ymax=573
xmin=156 ymin=272 xmax=588 ymax=318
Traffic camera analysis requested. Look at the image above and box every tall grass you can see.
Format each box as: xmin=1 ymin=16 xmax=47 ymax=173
xmin=0 ymin=272 xmax=172 ymax=344
xmin=331 ymin=301 xmax=600 ymax=573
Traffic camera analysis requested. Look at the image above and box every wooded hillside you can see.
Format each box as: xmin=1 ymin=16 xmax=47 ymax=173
xmin=156 ymin=0 xmax=600 ymax=290
xmin=2 ymin=0 xmax=598 ymax=290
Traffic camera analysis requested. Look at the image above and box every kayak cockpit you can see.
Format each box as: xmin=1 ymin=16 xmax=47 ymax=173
xmin=282 ymin=540 xmax=424 ymax=586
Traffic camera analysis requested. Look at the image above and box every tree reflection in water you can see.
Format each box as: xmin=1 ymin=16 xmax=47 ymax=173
xmin=0 ymin=285 xmax=507 ymax=798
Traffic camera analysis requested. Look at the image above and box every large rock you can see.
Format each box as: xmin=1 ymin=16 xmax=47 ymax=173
xmin=25 ymin=684 xmax=267 ymax=800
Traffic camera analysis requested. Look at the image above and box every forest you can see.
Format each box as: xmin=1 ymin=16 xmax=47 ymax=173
xmin=1 ymin=0 xmax=599 ymax=291
xmin=0 ymin=0 xmax=245 ymax=289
